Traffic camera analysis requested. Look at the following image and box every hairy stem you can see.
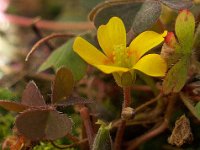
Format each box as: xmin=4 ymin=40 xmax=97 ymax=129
xmin=114 ymin=86 xmax=132 ymax=150
xmin=79 ymin=106 xmax=94 ymax=149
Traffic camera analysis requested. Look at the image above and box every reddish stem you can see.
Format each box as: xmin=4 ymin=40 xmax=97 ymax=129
xmin=79 ymin=106 xmax=94 ymax=149
xmin=114 ymin=86 xmax=132 ymax=150
xmin=123 ymin=86 xmax=131 ymax=108
xmin=126 ymin=94 xmax=176 ymax=150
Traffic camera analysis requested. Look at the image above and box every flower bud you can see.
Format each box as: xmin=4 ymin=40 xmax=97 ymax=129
xmin=165 ymin=32 xmax=178 ymax=48
xmin=121 ymin=107 xmax=135 ymax=120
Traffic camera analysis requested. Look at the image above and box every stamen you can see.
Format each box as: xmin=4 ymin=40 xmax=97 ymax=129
xmin=112 ymin=44 xmax=133 ymax=68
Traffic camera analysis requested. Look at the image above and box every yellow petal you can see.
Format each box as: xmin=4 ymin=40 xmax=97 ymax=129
xmin=94 ymin=65 xmax=129 ymax=74
xmin=97 ymin=17 xmax=126 ymax=57
xmin=129 ymin=31 xmax=167 ymax=60
xmin=133 ymin=54 xmax=167 ymax=77
xmin=73 ymin=37 xmax=109 ymax=65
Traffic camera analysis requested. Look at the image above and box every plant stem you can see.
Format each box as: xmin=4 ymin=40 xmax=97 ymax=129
xmin=51 ymin=138 xmax=88 ymax=149
xmin=79 ymin=106 xmax=94 ymax=149
xmin=25 ymin=33 xmax=75 ymax=61
xmin=123 ymin=86 xmax=131 ymax=108
xmin=114 ymin=86 xmax=132 ymax=150
xmin=31 ymin=18 xmax=54 ymax=51
xmin=126 ymin=94 xmax=176 ymax=150
xmin=135 ymin=93 xmax=163 ymax=113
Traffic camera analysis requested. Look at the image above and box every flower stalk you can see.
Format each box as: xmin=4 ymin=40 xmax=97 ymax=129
xmin=114 ymin=86 xmax=132 ymax=150
xmin=79 ymin=106 xmax=94 ymax=149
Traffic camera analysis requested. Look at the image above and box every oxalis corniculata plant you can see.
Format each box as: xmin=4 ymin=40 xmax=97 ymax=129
xmin=1 ymin=0 xmax=200 ymax=150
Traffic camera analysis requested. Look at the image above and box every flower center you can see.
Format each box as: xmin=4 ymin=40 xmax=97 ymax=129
xmin=112 ymin=45 xmax=133 ymax=68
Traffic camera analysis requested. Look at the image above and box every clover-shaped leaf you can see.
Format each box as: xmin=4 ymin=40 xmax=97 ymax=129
xmin=175 ymin=10 xmax=195 ymax=52
xmin=90 ymin=0 xmax=193 ymax=35
xmin=15 ymin=109 xmax=72 ymax=141
xmin=161 ymin=0 xmax=193 ymax=10
xmin=0 ymin=100 xmax=28 ymax=112
xmin=163 ymin=10 xmax=195 ymax=94
xmin=21 ymin=81 xmax=46 ymax=107
xmin=132 ymin=0 xmax=161 ymax=34
xmin=52 ymin=67 xmax=74 ymax=104
xmin=55 ymin=96 xmax=93 ymax=107
xmin=89 ymin=0 xmax=161 ymax=34
xmin=0 ymin=81 xmax=46 ymax=112
xmin=0 ymin=67 xmax=92 ymax=141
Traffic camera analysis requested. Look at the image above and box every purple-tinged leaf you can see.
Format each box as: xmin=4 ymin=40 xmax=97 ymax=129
xmin=89 ymin=0 xmax=162 ymax=34
xmin=15 ymin=109 xmax=72 ymax=141
xmin=52 ymin=67 xmax=74 ymax=104
xmin=55 ymin=96 xmax=93 ymax=107
xmin=21 ymin=81 xmax=46 ymax=107
xmin=132 ymin=0 xmax=161 ymax=34
xmin=0 ymin=100 xmax=29 ymax=112
xmin=161 ymin=0 xmax=193 ymax=10
xmin=89 ymin=0 xmax=143 ymax=32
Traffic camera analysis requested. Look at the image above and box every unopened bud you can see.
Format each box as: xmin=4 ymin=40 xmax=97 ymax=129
xmin=165 ymin=32 xmax=178 ymax=48
xmin=121 ymin=107 xmax=135 ymax=120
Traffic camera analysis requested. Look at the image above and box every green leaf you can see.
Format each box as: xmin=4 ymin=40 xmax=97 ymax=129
xmin=163 ymin=10 xmax=195 ymax=94
xmin=194 ymin=22 xmax=200 ymax=48
xmin=163 ymin=57 xmax=189 ymax=94
xmin=180 ymin=93 xmax=200 ymax=121
xmin=15 ymin=109 xmax=72 ymax=140
xmin=132 ymin=0 xmax=161 ymax=34
xmin=38 ymin=39 xmax=87 ymax=81
xmin=0 ymin=88 xmax=18 ymax=100
xmin=52 ymin=67 xmax=74 ymax=103
xmin=161 ymin=0 xmax=193 ymax=10
xmin=175 ymin=10 xmax=195 ymax=53
xmin=195 ymin=101 xmax=200 ymax=117
xmin=90 ymin=0 xmax=162 ymax=34
xmin=0 ymin=100 xmax=29 ymax=112
xmin=92 ymin=122 xmax=113 ymax=150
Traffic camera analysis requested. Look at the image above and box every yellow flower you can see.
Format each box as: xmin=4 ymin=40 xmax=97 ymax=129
xmin=73 ymin=17 xmax=167 ymax=85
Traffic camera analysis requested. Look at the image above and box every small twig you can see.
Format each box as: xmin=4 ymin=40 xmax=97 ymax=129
xmin=114 ymin=119 xmax=126 ymax=147
xmin=127 ymin=119 xmax=168 ymax=150
xmin=79 ymin=106 xmax=94 ymax=149
xmin=112 ymin=117 xmax=163 ymax=128
xmin=50 ymin=138 xmax=88 ymax=149
xmin=114 ymin=86 xmax=132 ymax=150
xmin=66 ymin=133 xmax=80 ymax=143
xmin=126 ymin=94 xmax=176 ymax=150
xmin=31 ymin=17 xmax=54 ymax=51
xmin=25 ymin=33 xmax=75 ymax=61
xmin=135 ymin=93 xmax=163 ymax=113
